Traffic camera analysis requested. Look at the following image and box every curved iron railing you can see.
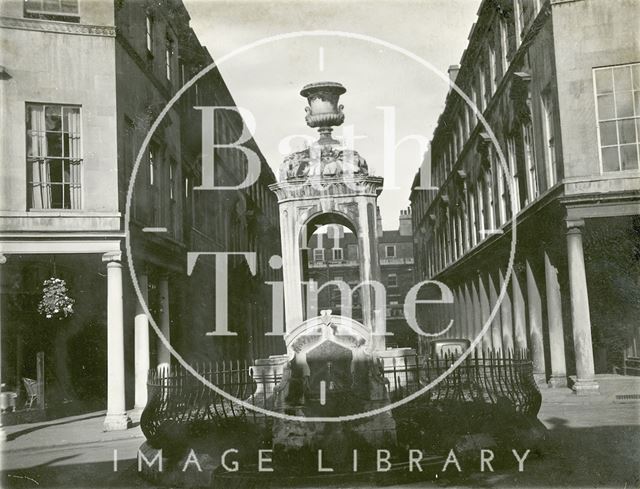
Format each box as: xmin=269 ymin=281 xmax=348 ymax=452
xmin=382 ymin=349 xmax=541 ymax=416
xmin=141 ymin=350 xmax=541 ymax=448
xmin=140 ymin=360 xmax=280 ymax=447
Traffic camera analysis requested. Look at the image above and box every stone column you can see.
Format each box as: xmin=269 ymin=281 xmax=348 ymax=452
xmin=526 ymin=258 xmax=546 ymax=385
xmin=511 ymin=265 xmax=528 ymax=352
xmin=134 ymin=272 xmax=150 ymax=412
xmin=358 ymin=200 xmax=383 ymax=350
xmin=464 ymin=283 xmax=473 ymax=341
xmin=157 ymin=274 xmax=171 ymax=371
xmin=544 ymin=249 xmax=567 ymax=387
xmin=453 ymin=287 xmax=462 ymax=338
xmin=487 ymin=272 xmax=503 ymax=353
xmin=566 ymin=220 xmax=599 ymax=395
xmin=458 ymin=284 xmax=471 ymax=340
xmin=499 ymin=268 xmax=514 ymax=353
xmin=470 ymin=280 xmax=482 ymax=353
xmin=478 ymin=275 xmax=492 ymax=352
xmin=280 ymin=207 xmax=304 ymax=332
xmin=102 ymin=252 xmax=131 ymax=431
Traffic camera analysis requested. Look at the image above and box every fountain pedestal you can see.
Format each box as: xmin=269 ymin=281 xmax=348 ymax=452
xmin=270 ymin=312 xmax=397 ymax=472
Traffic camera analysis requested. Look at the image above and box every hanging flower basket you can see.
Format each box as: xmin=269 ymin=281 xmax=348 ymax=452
xmin=38 ymin=277 xmax=75 ymax=320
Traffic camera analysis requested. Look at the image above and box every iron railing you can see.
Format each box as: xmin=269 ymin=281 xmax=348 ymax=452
xmin=140 ymin=360 xmax=279 ymax=446
xmin=381 ymin=349 xmax=541 ymax=416
xmin=141 ymin=350 xmax=540 ymax=447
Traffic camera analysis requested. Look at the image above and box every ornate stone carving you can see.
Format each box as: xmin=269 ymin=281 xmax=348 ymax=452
xmin=269 ymin=176 xmax=383 ymax=202
xmin=279 ymin=81 xmax=375 ymax=183
xmin=280 ymin=145 xmax=368 ymax=181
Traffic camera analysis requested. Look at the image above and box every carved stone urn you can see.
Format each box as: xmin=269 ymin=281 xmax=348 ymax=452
xmin=300 ymin=81 xmax=346 ymax=144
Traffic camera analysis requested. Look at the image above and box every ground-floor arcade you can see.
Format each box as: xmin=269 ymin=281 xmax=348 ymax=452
xmin=0 ymin=237 xmax=283 ymax=431
xmin=420 ymin=202 xmax=640 ymax=395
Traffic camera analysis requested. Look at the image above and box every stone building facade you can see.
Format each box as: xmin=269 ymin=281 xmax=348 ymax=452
xmin=0 ymin=0 xmax=282 ymax=429
xmin=410 ymin=0 xmax=640 ymax=394
xmin=306 ymin=208 xmax=417 ymax=349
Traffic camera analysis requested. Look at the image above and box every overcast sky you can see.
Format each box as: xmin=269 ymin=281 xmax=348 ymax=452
xmin=183 ymin=0 xmax=482 ymax=229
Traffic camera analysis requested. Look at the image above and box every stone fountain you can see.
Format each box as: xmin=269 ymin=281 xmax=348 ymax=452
xmin=137 ymin=82 xmax=545 ymax=488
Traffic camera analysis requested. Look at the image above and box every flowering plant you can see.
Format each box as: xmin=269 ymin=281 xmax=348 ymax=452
xmin=38 ymin=277 xmax=75 ymax=320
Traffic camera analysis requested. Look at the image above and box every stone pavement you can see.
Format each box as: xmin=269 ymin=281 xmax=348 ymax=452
xmin=1 ymin=411 xmax=143 ymax=452
xmin=0 ymin=375 xmax=639 ymax=488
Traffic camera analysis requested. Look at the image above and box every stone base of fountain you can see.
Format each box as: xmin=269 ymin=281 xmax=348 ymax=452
xmin=138 ymin=315 xmax=547 ymax=487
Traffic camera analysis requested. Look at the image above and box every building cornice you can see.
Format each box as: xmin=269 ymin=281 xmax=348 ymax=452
xmin=269 ymin=176 xmax=384 ymax=203
xmin=0 ymin=16 xmax=115 ymax=37
xmin=434 ymin=1 xmax=552 ymax=138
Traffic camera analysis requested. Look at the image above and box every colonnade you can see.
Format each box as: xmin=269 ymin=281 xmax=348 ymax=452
xmin=437 ymin=220 xmax=599 ymax=394
xmin=103 ymin=252 xmax=172 ymax=431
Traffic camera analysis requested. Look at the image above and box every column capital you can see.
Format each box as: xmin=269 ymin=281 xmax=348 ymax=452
xmin=102 ymin=251 xmax=122 ymax=263
xmin=566 ymin=219 xmax=585 ymax=233
xmin=0 ymin=253 xmax=7 ymax=265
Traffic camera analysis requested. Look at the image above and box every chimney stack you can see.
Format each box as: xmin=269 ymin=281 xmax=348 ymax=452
xmin=399 ymin=207 xmax=412 ymax=236
xmin=376 ymin=206 xmax=383 ymax=238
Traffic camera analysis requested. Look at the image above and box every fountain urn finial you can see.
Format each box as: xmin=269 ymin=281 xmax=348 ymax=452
xmin=300 ymin=82 xmax=347 ymax=145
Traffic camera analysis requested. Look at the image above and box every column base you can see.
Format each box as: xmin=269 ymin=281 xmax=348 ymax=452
xmin=547 ymin=374 xmax=567 ymax=388
xmin=572 ymin=378 xmax=600 ymax=396
xmin=533 ymin=373 xmax=547 ymax=388
xmin=103 ymin=413 xmax=131 ymax=431
xmin=129 ymin=407 xmax=145 ymax=423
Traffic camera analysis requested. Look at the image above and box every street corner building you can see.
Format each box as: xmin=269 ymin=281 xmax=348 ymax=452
xmin=409 ymin=0 xmax=640 ymax=394
xmin=0 ymin=0 xmax=284 ymax=431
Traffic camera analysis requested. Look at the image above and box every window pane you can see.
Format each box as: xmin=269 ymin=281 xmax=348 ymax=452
xmin=60 ymin=0 xmax=78 ymax=13
xmin=43 ymin=0 xmax=59 ymax=11
xmin=70 ymin=161 xmax=81 ymax=184
xmin=50 ymin=184 xmax=63 ymax=208
xmin=63 ymin=160 xmax=70 ymax=183
xmin=63 ymin=184 xmax=71 ymax=209
xmin=45 ymin=106 xmax=61 ymax=131
xmin=601 ymin=146 xmax=619 ymax=172
xmin=618 ymin=119 xmax=637 ymax=144
xmin=634 ymin=90 xmax=640 ymax=116
xmin=46 ymin=133 xmax=63 ymax=157
xmin=614 ymin=65 xmax=632 ymax=91
xmin=599 ymin=121 xmax=618 ymax=146
xmin=633 ymin=64 xmax=640 ymax=90
xmin=49 ymin=159 xmax=63 ymax=183
xmin=616 ymin=91 xmax=634 ymax=118
xmin=24 ymin=0 xmax=44 ymax=11
xmin=62 ymin=107 xmax=80 ymax=131
xmin=595 ymin=68 xmax=613 ymax=94
xmin=597 ymin=94 xmax=615 ymax=120
xmin=620 ymin=144 xmax=639 ymax=170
